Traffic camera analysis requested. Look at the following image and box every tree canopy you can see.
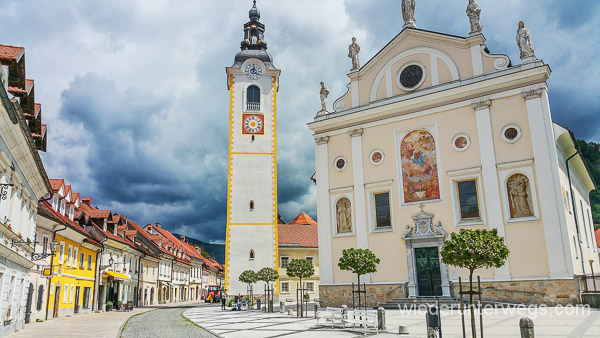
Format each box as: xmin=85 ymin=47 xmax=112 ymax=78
xmin=286 ymin=259 xmax=315 ymax=280
xmin=238 ymin=270 xmax=258 ymax=286
xmin=257 ymin=267 xmax=279 ymax=284
xmin=576 ymin=139 xmax=599 ymax=229
xmin=440 ymin=228 xmax=509 ymax=271
xmin=338 ymin=248 xmax=380 ymax=284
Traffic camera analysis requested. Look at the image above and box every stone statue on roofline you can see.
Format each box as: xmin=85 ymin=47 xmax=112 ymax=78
xmin=466 ymin=0 xmax=482 ymax=35
xmin=315 ymin=82 xmax=330 ymax=118
xmin=516 ymin=21 xmax=536 ymax=61
xmin=402 ymin=0 xmax=416 ymax=29
xmin=348 ymin=37 xmax=360 ymax=71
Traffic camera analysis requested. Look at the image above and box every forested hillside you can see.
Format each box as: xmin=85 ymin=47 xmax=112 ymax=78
xmin=577 ymin=139 xmax=600 ymax=229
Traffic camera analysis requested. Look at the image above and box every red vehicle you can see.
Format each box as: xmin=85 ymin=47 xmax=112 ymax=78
xmin=205 ymin=285 xmax=223 ymax=303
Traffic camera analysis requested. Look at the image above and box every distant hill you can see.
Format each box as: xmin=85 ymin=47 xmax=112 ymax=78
xmin=173 ymin=233 xmax=225 ymax=264
xmin=577 ymin=139 xmax=599 ymax=229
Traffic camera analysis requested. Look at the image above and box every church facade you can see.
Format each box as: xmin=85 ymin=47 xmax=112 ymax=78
xmin=309 ymin=7 xmax=597 ymax=305
xmin=224 ymin=1 xmax=280 ymax=296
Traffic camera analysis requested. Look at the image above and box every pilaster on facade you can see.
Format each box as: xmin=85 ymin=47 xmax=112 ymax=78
xmin=472 ymin=98 xmax=511 ymax=280
xmin=314 ymin=134 xmax=333 ymax=284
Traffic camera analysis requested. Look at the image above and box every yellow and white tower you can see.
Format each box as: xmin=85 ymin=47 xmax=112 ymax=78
xmin=224 ymin=0 xmax=280 ymax=295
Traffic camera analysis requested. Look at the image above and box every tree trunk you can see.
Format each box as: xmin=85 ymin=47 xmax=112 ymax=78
xmin=469 ymin=269 xmax=477 ymax=338
xmin=357 ymin=274 xmax=361 ymax=309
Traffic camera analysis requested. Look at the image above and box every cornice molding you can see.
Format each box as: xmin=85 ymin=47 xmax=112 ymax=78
xmin=521 ymin=89 xmax=543 ymax=100
xmin=471 ymin=99 xmax=491 ymax=111
xmin=349 ymin=128 xmax=363 ymax=137
xmin=314 ymin=136 xmax=329 ymax=145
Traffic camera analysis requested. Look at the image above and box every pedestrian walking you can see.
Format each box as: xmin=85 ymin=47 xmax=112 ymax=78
xmin=221 ymin=292 xmax=227 ymax=310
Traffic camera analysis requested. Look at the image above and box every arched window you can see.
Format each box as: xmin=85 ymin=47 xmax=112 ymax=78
xmin=247 ymin=86 xmax=260 ymax=111
xmin=249 ymin=249 xmax=255 ymax=260
xmin=249 ymin=200 xmax=255 ymax=210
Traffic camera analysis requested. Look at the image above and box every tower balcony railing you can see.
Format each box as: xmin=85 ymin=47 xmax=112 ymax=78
xmin=246 ymin=102 xmax=260 ymax=111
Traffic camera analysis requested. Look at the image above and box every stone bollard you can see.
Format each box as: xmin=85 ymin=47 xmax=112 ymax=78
xmin=280 ymin=301 xmax=285 ymax=313
xmin=314 ymin=303 xmax=320 ymax=319
xmin=287 ymin=309 xmax=294 ymax=316
xmin=377 ymin=307 xmax=386 ymax=330
xmin=520 ymin=317 xmax=534 ymax=338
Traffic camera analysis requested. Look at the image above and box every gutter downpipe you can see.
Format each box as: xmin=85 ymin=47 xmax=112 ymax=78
xmin=137 ymin=250 xmax=145 ymax=307
xmin=44 ymin=222 xmax=67 ymax=321
xmin=566 ymin=150 xmax=586 ymax=276
xmin=94 ymin=235 xmax=108 ymax=312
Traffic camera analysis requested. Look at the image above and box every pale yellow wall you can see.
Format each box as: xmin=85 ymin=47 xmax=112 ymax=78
xmin=331 ymin=235 xmax=358 ymax=283
xmin=278 ymin=247 xmax=319 ymax=299
xmin=437 ymin=59 xmax=453 ymax=85
xmin=490 ymin=94 xmax=534 ymax=164
xmin=390 ymin=53 xmax=432 ymax=97
xmin=505 ymin=221 xmax=550 ymax=277
xmin=328 ymin=133 xmax=354 ymax=189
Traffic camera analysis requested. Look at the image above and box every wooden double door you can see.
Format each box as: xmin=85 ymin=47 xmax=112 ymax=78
xmin=415 ymin=247 xmax=442 ymax=296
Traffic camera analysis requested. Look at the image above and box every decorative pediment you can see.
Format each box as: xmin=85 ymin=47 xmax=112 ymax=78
xmin=403 ymin=205 xmax=446 ymax=240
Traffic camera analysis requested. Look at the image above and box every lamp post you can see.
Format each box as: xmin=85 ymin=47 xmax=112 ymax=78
xmin=32 ymin=237 xmax=59 ymax=261
xmin=100 ymin=256 xmax=114 ymax=270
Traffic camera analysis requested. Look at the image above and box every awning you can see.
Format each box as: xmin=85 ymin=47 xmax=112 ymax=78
xmin=104 ymin=271 xmax=131 ymax=281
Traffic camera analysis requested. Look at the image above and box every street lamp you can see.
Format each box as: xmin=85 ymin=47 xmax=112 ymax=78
xmin=32 ymin=237 xmax=59 ymax=261
xmin=100 ymin=256 xmax=114 ymax=270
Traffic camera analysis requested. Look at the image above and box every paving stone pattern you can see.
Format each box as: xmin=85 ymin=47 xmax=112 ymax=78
xmin=120 ymin=304 xmax=217 ymax=338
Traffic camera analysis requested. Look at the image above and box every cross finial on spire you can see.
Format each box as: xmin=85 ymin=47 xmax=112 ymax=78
xmin=419 ymin=203 xmax=425 ymax=212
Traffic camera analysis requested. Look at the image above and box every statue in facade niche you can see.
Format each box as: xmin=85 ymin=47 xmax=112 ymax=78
xmin=466 ymin=0 xmax=482 ymax=35
xmin=336 ymin=197 xmax=352 ymax=233
xmin=348 ymin=37 xmax=360 ymax=71
xmin=507 ymin=174 xmax=533 ymax=218
xmin=319 ymin=82 xmax=329 ymax=112
xmin=516 ymin=21 xmax=535 ymax=60
xmin=402 ymin=0 xmax=416 ymax=28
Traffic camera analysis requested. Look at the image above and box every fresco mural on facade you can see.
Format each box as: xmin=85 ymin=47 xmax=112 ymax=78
xmin=400 ymin=130 xmax=440 ymax=203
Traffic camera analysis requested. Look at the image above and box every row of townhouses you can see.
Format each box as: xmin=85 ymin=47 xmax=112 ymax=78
xmin=0 ymin=43 xmax=224 ymax=336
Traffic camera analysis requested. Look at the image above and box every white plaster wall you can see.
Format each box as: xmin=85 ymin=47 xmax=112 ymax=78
xmin=229 ymin=155 xmax=274 ymax=224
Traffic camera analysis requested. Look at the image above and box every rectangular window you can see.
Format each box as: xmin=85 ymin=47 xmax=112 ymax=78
xmin=281 ymin=257 xmax=289 ymax=268
xmin=67 ymin=245 xmax=73 ymax=267
xmin=42 ymin=234 xmax=49 ymax=254
xmin=281 ymin=282 xmax=289 ymax=293
xmin=83 ymin=287 xmax=91 ymax=308
xmin=59 ymin=242 xmax=65 ymax=264
xmin=457 ymin=179 xmax=480 ymax=220
xmin=306 ymin=282 xmax=314 ymax=292
xmin=79 ymin=252 xmax=85 ymax=269
xmin=374 ymin=192 xmax=391 ymax=228
xmin=88 ymin=254 xmax=93 ymax=270
xmin=305 ymin=257 xmax=314 ymax=266
xmin=63 ymin=284 xmax=69 ymax=303
xmin=73 ymin=247 xmax=79 ymax=268
xmin=70 ymin=285 xmax=74 ymax=303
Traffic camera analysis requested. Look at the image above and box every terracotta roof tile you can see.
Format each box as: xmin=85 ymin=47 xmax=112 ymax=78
xmin=0 ymin=44 xmax=24 ymax=62
xmin=7 ymin=86 xmax=27 ymax=95
xmin=25 ymin=79 xmax=33 ymax=93
xmin=288 ymin=212 xmax=317 ymax=225
xmin=49 ymin=179 xmax=64 ymax=192
xmin=278 ymin=223 xmax=318 ymax=248
xmin=278 ymin=213 xmax=286 ymax=224
xmin=34 ymin=103 xmax=41 ymax=118
xmin=86 ymin=209 xmax=111 ymax=218
xmin=38 ymin=201 xmax=102 ymax=247
xmin=595 ymin=228 xmax=600 ymax=248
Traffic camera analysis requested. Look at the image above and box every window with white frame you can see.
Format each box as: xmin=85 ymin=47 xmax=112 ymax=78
xmin=79 ymin=252 xmax=85 ymax=269
xmin=280 ymin=256 xmax=289 ymax=268
xmin=306 ymin=282 xmax=314 ymax=292
xmin=374 ymin=192 xmax=391 ymax=228
xmin=581 ymin=200 xmax=590 ymax=248
xmin=70 ymin=285 xmax=74 ymax=303
xmin=73 ymin=247 xmax=79 ymax=268
xmin=59 ymin=241 xmax=65 ymax=264
xmin=281 ymin=282 xmax=290 ymax=293
xmin=67 ymin=245 xmax=73 ymax=267
xmin=456 ymin=179 xmax=480 ymax=221
xmin=88 ymin=254 xmax=93 ymax=270
xmin=42 ymin=234 xmax=49 ymax=254
xmin=63 ymin=284 xmax=69 ymax=303
xmin=305 ymin=256 xmax=314 ymax=266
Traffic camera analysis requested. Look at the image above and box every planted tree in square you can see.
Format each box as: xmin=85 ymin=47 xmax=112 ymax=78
xmin=239 ymin=270 xmax=258 ymax=304
xmin=440 ymin=228 xmax=509 ymax=338
xmin=337 ymin=248 xmax=381 ymax=285
xmin=286 ymin=259 xmax=315 ymax=288
xmin=257 ymin=267 xmax=279 ymax=288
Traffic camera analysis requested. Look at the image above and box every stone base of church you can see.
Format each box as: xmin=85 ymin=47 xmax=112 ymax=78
xmin=449 ymin=278 xmax=580 ymax=306
xmin=319 ymin=278 xmax=581 ymax=307
xmin=319 ymin=283 xmax=408 ymax=307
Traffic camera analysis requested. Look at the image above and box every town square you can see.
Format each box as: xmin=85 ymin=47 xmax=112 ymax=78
xmin=0 ymin=0 xmax=599 ymax=337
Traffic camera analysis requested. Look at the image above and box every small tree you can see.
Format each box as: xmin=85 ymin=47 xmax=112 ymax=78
xmin=239 ymin=270 xmax=258 ymax=303
xmin=286 ymin=259 xmax=315 ymax=292
xmin=338 ymin=248 xmax=380 ymax=286
xmin=440 ymin=228 xmax=509 ymax=338
xmin=257 ymin=267 xmax=279 ymax=288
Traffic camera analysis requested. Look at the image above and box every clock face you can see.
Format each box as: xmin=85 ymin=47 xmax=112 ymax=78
xmin=242 ymin=114 xmax=264 ymax=134
xmin=244 ymin=63 xmax=263 ymax=80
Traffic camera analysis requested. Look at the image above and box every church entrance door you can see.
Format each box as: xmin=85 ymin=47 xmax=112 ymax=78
xmin=415 ymin=247 xmax=442 ymax=296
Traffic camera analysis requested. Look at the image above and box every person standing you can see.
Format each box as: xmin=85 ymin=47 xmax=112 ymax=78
xmin=221 ymin=291 xmax=227 ymax=310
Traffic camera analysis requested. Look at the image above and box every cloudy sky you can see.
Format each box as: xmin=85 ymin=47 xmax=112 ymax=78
xmin=2 ymin=0 xmax=598 ymax=242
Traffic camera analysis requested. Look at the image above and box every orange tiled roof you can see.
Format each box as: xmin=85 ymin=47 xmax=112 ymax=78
xmin=288 ymin=212 xmax=317 ymax=225
xmin=49 ymin=179 xmax=64 ymax=192
xmin=278 ymin=223 xmax=318 ymax=248
xmin=26 ymin=79 xmax=33 ymax=92
xmin=72 ymin=192 xmax=80 ymax=203
xmin=38 ymin=201 xmax=102 ymax=247
xmin=0 ymin=44 xmax=24 ymax=62
xmin=277 ymin=213 xmax=286 ymax=224
xmin=595 ymin=228 xmax=600 ymax=248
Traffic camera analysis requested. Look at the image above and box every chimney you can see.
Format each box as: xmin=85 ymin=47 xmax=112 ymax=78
xmin=81 ymin=197 xmax=92 ymax=206
xmin=155 ymin=222 xmax=161 ymax=229
xmin=180 ymin=235 xmax=186 ymax=243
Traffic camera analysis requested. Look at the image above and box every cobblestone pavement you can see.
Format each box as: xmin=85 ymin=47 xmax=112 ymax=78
xmin=120 ymin=303 xmax=217 ymax=338
xmin=184 ymin=304 xmax=600 ymax=337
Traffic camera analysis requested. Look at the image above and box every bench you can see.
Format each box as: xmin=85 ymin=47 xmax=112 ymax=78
xmin=342 ymin=310 xmax=378 ymax=335
xmin=316 ymin=307 xmax=344 ymax=328
xmin=121 ymin=302 xmax=133 ymax=312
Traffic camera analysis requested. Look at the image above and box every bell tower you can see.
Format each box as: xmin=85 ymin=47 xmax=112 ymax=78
xmin=224 ymin=0 xmax=280 ymax=295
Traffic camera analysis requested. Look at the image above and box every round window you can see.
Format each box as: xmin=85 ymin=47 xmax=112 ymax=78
xmin=399 ymin=65 xmax=424 ymax=88
xmin=334 ymin=157 xmax=347 ymax=171
xmin=501 ymin=125 xmax=522 ymax=143
xmin=369 ymin=150 xmax=384 ymax=165
xmin=452 ymin=134 xmax=470 ymax=152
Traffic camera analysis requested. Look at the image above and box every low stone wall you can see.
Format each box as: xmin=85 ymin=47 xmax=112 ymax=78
xmin=581 ymin=293 xmax=600 ymax=308
xmin=319 ymin=283 xmax=407 ymax=307
xmin=450 ymin=278 xmax=579 ymax=305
